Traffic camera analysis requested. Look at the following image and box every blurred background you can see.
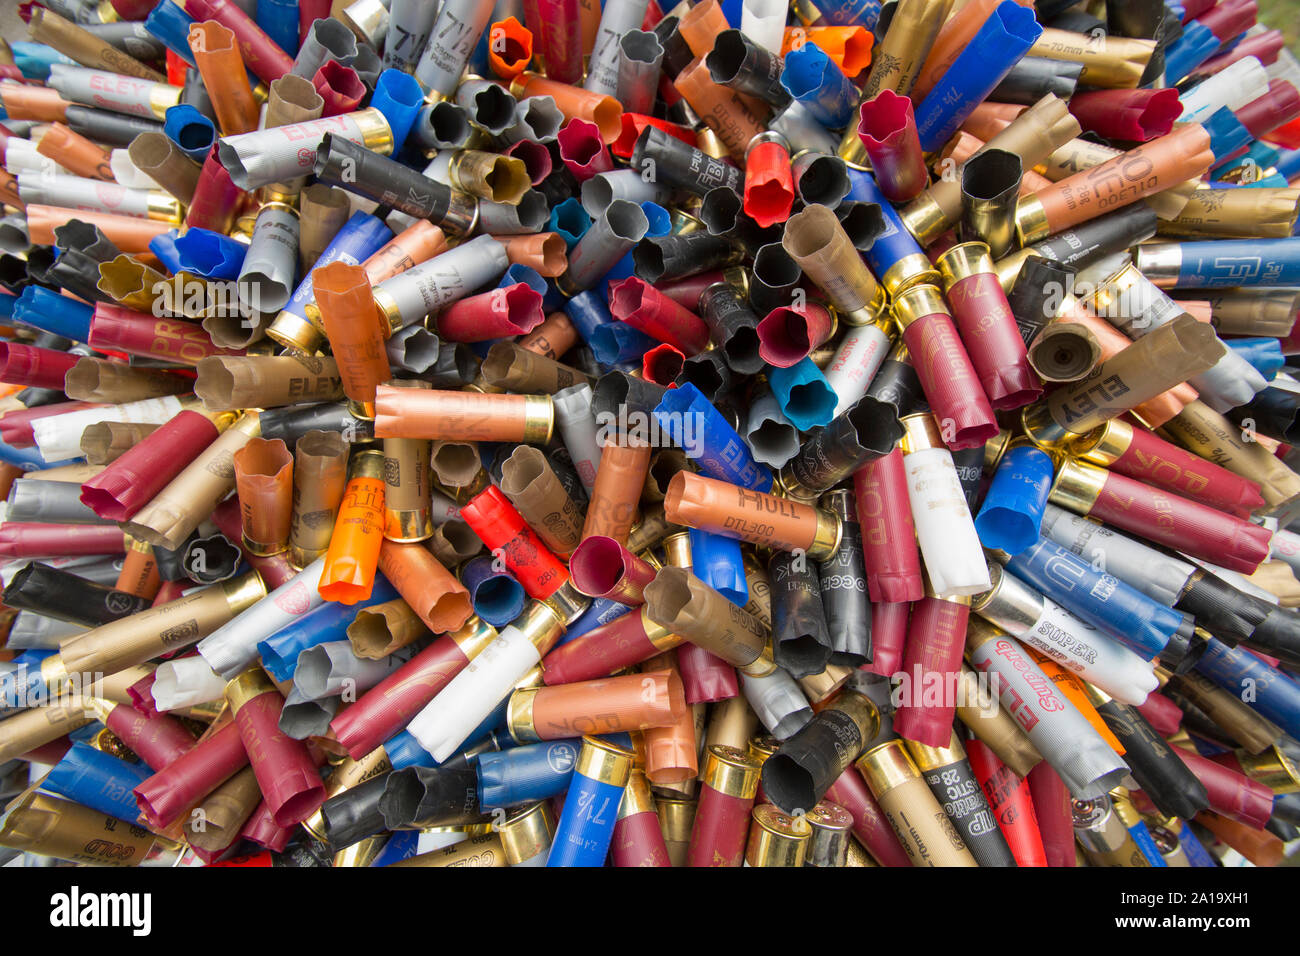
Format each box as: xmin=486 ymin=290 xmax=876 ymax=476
xmin=1261 ymin=1 xmax=1299 ymax=52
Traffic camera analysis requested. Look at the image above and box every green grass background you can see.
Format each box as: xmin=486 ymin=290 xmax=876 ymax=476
xmin=1259 ymin=0 xmax=1300 ymax=54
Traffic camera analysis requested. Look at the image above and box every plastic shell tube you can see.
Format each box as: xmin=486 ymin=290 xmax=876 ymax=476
xmin=974 ymin=444 xmax=1054 ymax=556
xmin=654 ymin=382 xmax=773 ymax=492
xmin=966 ymin=618 xmax=1129 ymax=799
xmin=892 ymin=284 xmax=999 ymax=451
xmin=857 ymin=90 xmax=927 ymax=204
xmin=898 ymin=413 xmax=989 ymax=598
xmin=780 ymin=42 xmax=857 ymax=130
xmin=913 ymin=2 xmax=1042 ymax=154
xmin=1004 ymin=538 xmax=1194 ymax=666
xmin=972 ymin=562 xmax=1160 ymax=705
xmin=547 ymin=736 xmax=635 ymax=866
xmin=226 ymin=667 xmax=327 ymax=826
xmin=1046 ymin=460 xmax=1272 ymax=576
xmin=317 ymin=452 xmax=387 ymax=606
xmin=406 ymin=592 xmax=586 ymax=762
xmin=853 ymin=449 xmax=924 ymax=604
xmin=893 ymin=592 xmax=971 ymax=748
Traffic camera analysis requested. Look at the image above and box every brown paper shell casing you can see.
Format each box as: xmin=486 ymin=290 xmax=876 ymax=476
xmin=123 ymin=413 xmax=262 ymax=551
xmin=782 ymin=201 xmax=884 ymax=324
xmin=376 ymin=540 xmax=473 ymax=634
xmin=37 ymin=122 xmax=113 ymax=181
xmin=347 ymin=597 xmax=429 ymax=659
xmin=0 ymin=789 xmax=167 ymax=865
xmin=29 ymin=7 xmax=164 ymax=81
xmin=665 ymin=470 xmax=825 ymax=555
xmin=499 ymin=445 xmax=584 ymax=558
xmin=687 ymin=743 xmax=762 ymax=867
xmin=582 ymin=438 xmax=652 ymax=545
xmin=373 ymin=387 xmax=554 ymax=443
xmin=79 ymin=409 xmax=221 ymax=523
xmin=1060 ymin=310 xmax=1196 ymax=428
xmin=298 ymin=184 xmax=351 ymax=273
xmin=1040 ymin=314 xmax=1222 ymax=440
xmin=430 ymin=440 xmax=486 ymax=500
xmin=330 ymin=625 xmax=491 ymax=759
xmin=823 ymin=765 xmax=914 ymax=868
xmin=97 ymin=254 xmax=171 ymax=315
xmin=196 ymin=354 xmax=343 ymax=412
xmin=641 ymin=650 xmax=701 ymax=785
xmin=1161 ymin=400 xmax=1300 ymax=514
xmin=263 ymin=74 xmax=325 ymax=194
xmin=233 ymin=437 xmax=294 ymax=555
xmin=516 ymin=669 xmax=685 ymax=740
xmin=184 ymin=765 xmax=261 ymax=857
xmin=857 ymin=742 xmax=978 ymax=866
xmin=88 ymin=304 xmax=245 ymax=366
xmin=1031 ymin=124 xmax=1214 ymax=239
xmin=643 ymin=565 xmax=768 ymax=669
xmin=540 ymin=606 xmax=681 ymax=685
xmin=428 ymin=518 xmax=486 ymax=568
xmin=289 ymin=429 xmax=349 ymax=567
xmin=569 ymin=535 xmax=657 ymax=604
xmin=228 ymin=675 xmax=327 ymax=826
xmin=860 ymin=0 xmax=950 ymax=100
xmin=481 ymin=341 xmax=592 ymax=394
xmin=891 ymin=596 xmax=970 ymax=748
xmin=129 ymin=133 xmax=203 ymax=206
xmin=313 ymin=261 xmax=392 ymax=411
xmin=852 ymin=449 xmax=924 ymax=603
xmin=895 ymin=287 xmax=999 ymax=450
xmin=65 ymin=358 xmax=192 ymax=404
xmin=953 ymin=664 xmax=1042 ymax=778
